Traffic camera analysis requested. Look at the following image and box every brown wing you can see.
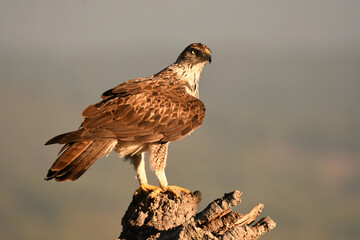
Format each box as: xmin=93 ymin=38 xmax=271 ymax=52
xmin=79 ymin=77 xmax=205 ymax=143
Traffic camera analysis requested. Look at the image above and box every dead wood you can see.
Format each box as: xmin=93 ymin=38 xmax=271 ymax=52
xmin=118 ymin=190 xmax=276 ymax=240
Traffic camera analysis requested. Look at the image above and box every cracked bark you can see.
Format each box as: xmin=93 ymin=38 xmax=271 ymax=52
xmin=118 ymin=190 xmax=276 ymax=239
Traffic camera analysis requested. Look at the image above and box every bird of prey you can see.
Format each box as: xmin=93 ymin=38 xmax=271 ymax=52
xmin=45 ymin=43 xmax=211 ymax=195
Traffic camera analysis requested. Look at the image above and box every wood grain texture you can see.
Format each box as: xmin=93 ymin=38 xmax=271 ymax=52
xmin=119 ymin=190 xmax=276 ymax=240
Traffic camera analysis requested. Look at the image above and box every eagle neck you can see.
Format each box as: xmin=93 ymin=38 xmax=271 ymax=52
xmin=170 ymin=62 xmax=206 ymax=98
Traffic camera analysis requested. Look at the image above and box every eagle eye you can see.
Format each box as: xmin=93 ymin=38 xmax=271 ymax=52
xmin=190 ymin=49 xmax=199 ymax=55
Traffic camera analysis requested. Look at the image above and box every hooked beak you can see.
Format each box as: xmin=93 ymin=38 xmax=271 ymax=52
xmin=204 ymin=53 xmax=212 ymax=63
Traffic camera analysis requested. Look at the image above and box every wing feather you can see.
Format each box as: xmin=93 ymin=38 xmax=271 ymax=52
xmin=77 ymin=77 xmax=205 ymax=143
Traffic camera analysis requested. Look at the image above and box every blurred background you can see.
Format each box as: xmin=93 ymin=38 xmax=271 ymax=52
xmin=1 ymin=0 xmax=359 ymax=239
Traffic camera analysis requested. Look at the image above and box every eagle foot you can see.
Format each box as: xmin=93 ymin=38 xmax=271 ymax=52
xmin=135 ymin=183 xmax=159 ymax=196
xmin=149 ymin=185 xmax=190 ymax=198
xmin=135 ymin=184 xmax=190 ymax=198
xmin=165 ymin=185 xmax=191 ymax=196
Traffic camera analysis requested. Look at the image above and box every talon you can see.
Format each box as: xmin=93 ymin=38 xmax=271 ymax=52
xmin=135 ymin=183 xmax=159 ymax=195
xmin=162 ymin=185 xmax=191 ymax=197
xmin=148 ymin=187 xmax=164 ymax=198
xmin=135 ymin=184 xmax=190 ymax=198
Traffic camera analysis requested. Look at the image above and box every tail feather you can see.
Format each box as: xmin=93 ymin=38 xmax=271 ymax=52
xmin=45 ymin=128 xmax=117 ymax=145
xmin=45 ymin=129 xmax=84 ymax=145
xmin=58 ymin=140 xmax=113 ymax=181
xmin=51 ymin=141 xmax=92 ymax=171
xmin=45 ymin=140 xmax=117 ymax=182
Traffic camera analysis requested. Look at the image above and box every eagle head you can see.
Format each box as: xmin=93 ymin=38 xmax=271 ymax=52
xmin=176 ymin=43 xmax=212 ymax=65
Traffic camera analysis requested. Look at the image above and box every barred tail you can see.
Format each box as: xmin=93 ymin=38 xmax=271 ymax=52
xmin=45 ymin=139 xmax=117 ymax=182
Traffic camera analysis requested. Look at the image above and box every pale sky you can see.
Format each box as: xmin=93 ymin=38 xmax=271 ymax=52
xmin=1 ymin=0 xmax=359 ymax=56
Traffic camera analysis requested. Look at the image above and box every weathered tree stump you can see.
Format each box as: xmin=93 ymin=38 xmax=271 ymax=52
xmin=118 ymin=190 xmax=276 ymax=239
